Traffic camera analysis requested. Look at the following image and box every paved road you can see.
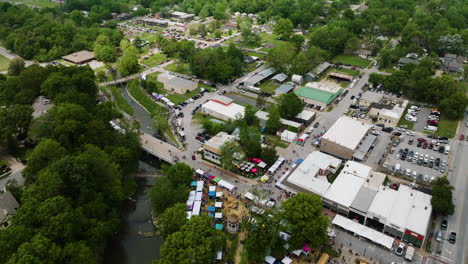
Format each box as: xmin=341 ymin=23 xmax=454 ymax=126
xmin=438 ymin=112 xmax=468 ymax=264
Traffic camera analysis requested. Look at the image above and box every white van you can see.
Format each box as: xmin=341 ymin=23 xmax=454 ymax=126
xmin=436 ymin=230 xmax=443 ymax=242
xmin=445 ymin=146 xmax=450 ymax=155
xmin=405 ymin=246 xmax=415 ymax=261
xmin=395 ymin=163 xmax=401 ymax=172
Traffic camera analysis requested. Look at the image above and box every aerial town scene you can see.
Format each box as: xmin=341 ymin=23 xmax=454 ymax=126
xmin=0 ymin=0 xmax=466 ymax=263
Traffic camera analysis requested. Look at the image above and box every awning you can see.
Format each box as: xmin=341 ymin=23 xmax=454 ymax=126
xmin=332 ymin=215 xmax=394 ymax=249
xmin=208 ymin=206 xmax=216 ymax=212
xmin=209 ymin=186 xmax=216 ymax=192
xmin=215 ymin=212 xmax=223 ymax=219
xmin=265 ymin=256 xmax=276 ymax=264
xmin=215 ymin=202 xmax=222 ymax=208
xmin=216 ymin=192 xmax=223 ymax=198
xmin=281 ymin=256 xmax=292 ymax=264
xmin=215 ymin=224 xmax=223 ymax=230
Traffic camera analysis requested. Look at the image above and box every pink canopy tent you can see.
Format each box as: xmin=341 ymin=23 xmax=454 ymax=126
xmin=302 ymin=244 xmax=311 ymax=252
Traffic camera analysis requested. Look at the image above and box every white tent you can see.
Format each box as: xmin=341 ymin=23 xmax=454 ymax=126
xmin=281 ymin=130 xmax=297 ymax=143
xmin=196 ymin=181 xmax=204 ymax=192
xmin=189 ymin=190 xmax=196 ymax=196
xmin=192 ymin=201 xmax=202 ymax=216
xmin=216 ymin=192 xmax=223 ymax=198
xmin=195 ymin=169 xmax=204 ymax=176
xmin=215 ymin=212 xmax=223 ymax=219
xmin=291 ymin=249 xmax=303 ymax=257
xmin=258 ymin=161 xmax=267 ymax=168
xmin=186 ymin=211 xmax=192 ymax=219
xmin=281 ymin=256 xmax=292 ymax=264
xmin=215 ymin=202 xmax=223 ymax=208
xmin=265 ymin=256 xmax=276 ymax=264
xmin=216 ymin=251 xmax=222 ymax=260
xmin=218 ymin=180 xmax=236 ymax=191
xmin=195 ymin=191 xmax=203 ymax=201
xmin=186 ymin=197 xmax=195 ymax=206
xmin=243 ymin=192 xmax=255 ymax=201
xmin=209 ymin=186 xmax=216 ymax=192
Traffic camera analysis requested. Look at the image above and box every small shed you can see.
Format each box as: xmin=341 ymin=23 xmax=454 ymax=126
xmin=280 ymin=130 xmax=297 ymax=143
xmin=291 ymin=74 xmax=303 ymax=85
xmin=272 ymin=73 xmax=288 ymax=84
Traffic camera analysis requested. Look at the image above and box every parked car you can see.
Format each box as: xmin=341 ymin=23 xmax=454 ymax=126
xmin=395 ymin=243 xmax=405 ymax=256
xmin=459 ymin=134 xmax=465 ymax=141
xmin=449 ymin=232 xmax=457 ymax=244
xmin=441 ymin=220 xmax=448 ymax=230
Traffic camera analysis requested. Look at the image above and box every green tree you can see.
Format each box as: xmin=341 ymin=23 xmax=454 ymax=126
xmin=23 ymin=139 xmax=67 ymax=182
xmin=219 ymin=141 xmax=241 ymax=170
xmin=260 ymin=146 xmax=278 ymax=165
xmin=273 ymin=18 xmax=294 ymax=40
xmin=265 ymin=106 xmax=282 ymax=134
xmin=8 ymin=57 xmax=25 ymax=76
xmin=244 ymin=212 xmax=280 ymax=263
xmin=243 ymin=105 xmax=258 ymax=126
xmin=279 ymin=193 xmax=329 ymax=249
xmin=214 ymin=29 xmax=222 ymax=38
xmin=440 ymin=91 xmax=468 ymax=120
xmin=290 ymin=34 xmax=305 ymax=51
xmin=267 ymin=42 xmax=296 ymax=73
xmin=213 ymin=2 xmax=228 ymax=21
xmin=368 ymin=73 xmax=386 ymax=88
xmin=156 ymin=203 xmax=189 ymax=238
xmin=157 ymin=215 xmax=226 ymax=264
xmin=165 ymin=162 xmax=193 ymax=187
xmin=150 ymin=176 xmax=188 ymax=216
xmin=290 ymin=51 xmax=309 ymax=75
xmin=239 ymin=125 xmax=262 ymax=157
xmin=431 ymin=177 xmax=455 ymax=215
xmin=278 ymin=93 xmax=304 ymax=119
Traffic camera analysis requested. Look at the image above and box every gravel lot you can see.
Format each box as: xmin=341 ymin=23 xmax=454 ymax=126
xmin=413 ymin=107 xmax=432 ymax=132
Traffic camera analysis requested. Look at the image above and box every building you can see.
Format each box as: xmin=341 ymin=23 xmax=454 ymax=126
xmin=0 ymin=190 xmax=19 ymax=229
xmin=242 ymin=68 xmax=276 ymax=87
xmin=134 ymin=17 xmax=168 ymax=27
xmin=274 ymin=82 xmax=295 ymax=97
xmin=171 ymin=11 xmax=195 ymax=21
xmin=293 ymin=109 xmax=316 ymax=126
xmin=283 ymin=151 xmax=342 ymax=195
xmin=304 ymin=62 xmax=332 ymax=82
xmin=203 ymin=132 xmax=236 ymax=163
xmin=280 ymin=130 xmax=297 ymax=143
xmin=442 ymin=54 xmax=466 ymax=73
xmin=255 ymin=110 xmax=303 ymax=132
xmin=320 ymin=116 xmax=373 ymax=160
xmin=328 ymin=72 xmax=353 ymax=82
xmin=366 ymin=185 xmax=432 ymax=248
xmin=359 ymin=91 xmax=383 ymax=108
xmin=223 ymin=22 xmax=237 ymax=31
xmin=201 ymin=96 xmax=245 ymax=121
xmin=398 ymin=57 xmax=420 ymax=67
xmin=368 ymin=100 xmax=408 ymax=127
xmin=272 ymin=73 xmax=288 ymax=84
xmin=291 ymin=74 xmax=303 ymax=85
xmin=62 ymin=51 xmax=95 ymax=65
xmin=157 ymin=73 xmax=197 ymax=94
xmin=294 ymin=85 xmax=342 ymax=109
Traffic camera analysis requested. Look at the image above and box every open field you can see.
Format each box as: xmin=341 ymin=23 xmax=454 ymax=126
xmin=142 ymin=53 xmax=167 ymax=67
xmin=0 ymin=55 xmax=9 ymax=72
xmin=164 ymin=61 xmax=191 ymax=75
xmin=258 ymin=80 xmax=279 ymax=94
xmin=433 ymin=117 xmax=458 ymax=138
xmin=331 ymin=55 xmax=371 ymax=68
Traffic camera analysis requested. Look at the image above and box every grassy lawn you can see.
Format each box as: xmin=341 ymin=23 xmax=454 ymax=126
xmin=244 ymin=62 xmax=258 ymax=73
xmin=260 ymin=32 xmax=286 ymax=47
xmin=22 ymin=0 xmax=59 ymax=8
xmin=264 ymin=135 xmax=288 ymax=148
xmin=166 ymin=88 xmax=202 ymax=104
xmin=434 ymin=117 xmax=458 ymax=138
xmin=57 ymin=59 xmax=75 ymax=66
xmin=198 ymin=83 xmax=213 ymax=92
xmin=259 ymin=47 xmax=270 ymax=53
xmin=396 ymin=104 xmax=415 ymax=130
xmin=340 ymin=82 xmax=348 ymax=88
xmin=334 ymin=67 xmax=360 ymax=76
xmin=246 ymin=52 xmax=265 ymax=58
xmin=0 ymin=55 xmax=9 ymax=72
xmin=331 ymin=55 xmax=371 ymax=68
xmin=258 ymin=80 xmax=279 ymax=94
xmin=164 ymin=61 xmax=191 ymax=75
xmin=108 ymin=86 xmax=134 ymax=116
xmin=142 ymin=53 xmax=167 ymax=67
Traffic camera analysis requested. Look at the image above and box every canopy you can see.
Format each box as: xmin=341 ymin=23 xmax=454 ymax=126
xmin=218 ymin=180 xmax=236 ymax=191
xmin=215 ymin=202 xmax=223 ymax=208
xmin=248 ymin=158 xmax=262 ymax=163
xmin=295 ymin=159 xmax=304 ymax=165
xmin=189 ymin=190 xmax=196 ymax=196
xmin=243 ymin=192 xmax=255 ymax=201
xmin=258 ymin=161 xmax=267 ymax=168
xmin=203 ymin=172 xmax=211 ymax=178
xmin=265 ymin=256 xmax=276 ymax=264
xmin=208 ymin=213 xmax=214 ymax=218
xmin=260 ymin=175 xmax=269 ymax=183
xmin=209 ymin=186 xmax=216 ymax=192
xmin=281 ymin=256 xmax=292 ymax=264
xmin=190 ymin=181 xmax=197 ymax=187
xmin=196 ymin=181 xmax=204 ymax=192
xmin=251 ymin=168 xmax=258 ymax=173
xmin=208 ymin=206 xmax=216 ymax=212
xmin=186 ymin=211 xmax=192 ymax=219
xmin=215 ymin=224 xmax=223 ymax=230
xmin=208 ymin=175 xmax=215 ymax=180
xmin=216 ymin=192 xmax=223 ymax=198
xmin=192 ymin=201 xmax=201 ymax=216
xmin=332 ymin=215 xmax=394 ymax=249
xmin=268 ymin=157 xmax=285 ymax=173
xmin=195 ymin=192 xmax=203 ymax=201
xmin=209 ymin=191 xmax=216 ymax=197
xmin=302 ymin=243 xmax=311 ymax=252
xmin=291 ymin=250 xmax=303 ymax=257
xmin=195 ymin=169 xmax=204 ymax=176
xmin=216 ymin=251 xmax=222 ymax=260
xmin=213 ymin=177 xmax=221 ymax=183
xmin=215 ymin=212 xmax=223 ymax=219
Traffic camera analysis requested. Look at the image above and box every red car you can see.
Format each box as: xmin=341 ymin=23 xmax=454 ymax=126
xmin=192 ymin=155 xmax=196 ymax=160
xmin=422 ymin=143 xmax=428 ymax=149
xmin=460 ymin=134 xmax=465 ymax=141
xmin=417 ymin=138 xmax=426 ymax=142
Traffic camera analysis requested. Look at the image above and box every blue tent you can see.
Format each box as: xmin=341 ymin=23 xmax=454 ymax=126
xmin=208 ymin=206 xmax=216 ymax=212
xmin=190 ymin=181 xmax=197 ymax=187
xmin=209 ymin=191 xmax=216 ymax=197
xmin=215 ymin=224 xmax=223 ymax=230
xmin=208 ymin=213 xmax=214 ymax=218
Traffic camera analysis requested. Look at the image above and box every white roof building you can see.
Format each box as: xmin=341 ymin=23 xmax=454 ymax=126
xmin=322 ymin=116 xmax=372 ymax=151
xmin=280 ymin=130 xmax=297 ymax=143
xmin=285 ymin=151 xmax=342 ymax=195
xmin=201 ymin=99 xmax=245 ymax=121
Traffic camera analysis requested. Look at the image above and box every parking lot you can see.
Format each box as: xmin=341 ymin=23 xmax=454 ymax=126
xmin=413 ymin=107 xmax=432 ymax=132
xmin=384 ymin=133 xmax=450 ymax=183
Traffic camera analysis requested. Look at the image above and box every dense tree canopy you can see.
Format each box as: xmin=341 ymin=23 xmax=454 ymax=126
xmin=278 ymin=93 xmax=304 ymax=119
xmin=431 ymin=177 xmax=455 ymax=215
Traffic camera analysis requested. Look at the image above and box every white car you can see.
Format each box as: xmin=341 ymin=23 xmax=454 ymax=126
xmin=371 ymin=130 xmax=380 ymax=136
xmin=395 ymin=243 xmax=405 ymax=256
xmin=406 ymin=131 xmax=415 ymax=136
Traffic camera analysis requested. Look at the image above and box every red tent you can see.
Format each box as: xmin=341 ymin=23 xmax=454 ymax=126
xmin=251 ymin=168 xmax=258 ymax=173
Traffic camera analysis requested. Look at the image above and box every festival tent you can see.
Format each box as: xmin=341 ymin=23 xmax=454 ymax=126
xmin=258 ymin=161 xmax=267 ymax=168
xmin=186 ymin=211 xmax=192 ymax=219
xmin=215 ymin=202 xmax=223 ymax=208
xmin=207 ymin=206 xmax=216 ymax=212
xmin=216 ymin=251 xmax=222 ymax=261
xmin=208 ymin=175 xmax=216 ymax=181
xmin=192 ymin=201 xmax=201 ymax=216
xmin=215 ymin=212 xmax=223 ymax=219
xmin=251 ymin=168 xmax=258 ymax=173
xmin=281 ymin=256 xmax=292 ymax=264
xmin=218 ymin=180 xmax=236 ymax=191
xmin=215 ymin=224 xmax=223 ymax=230
xmin=196 ymin=181 xmax=204 ymax=192
xmin=209 ymin=191 xmax=216 ymax=197
xmin=213 ymin=177 xmax=221 ymax=183
xmin=208 ymin=213 xmax=214 ymax=218
xmin=216 ymin=192 xmax=223 ymax=198
xmin=195 ymin=192 xmax=203 ymax=201
xmin=190 ymin=181 xmax=197 ymax=187
xmin=265 ymin=256 xmax=276 ymax=264
xmin=209 ymin=186 xmax=216 ymax=192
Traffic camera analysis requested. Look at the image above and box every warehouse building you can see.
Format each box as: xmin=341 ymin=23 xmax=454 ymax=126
xmin=157 ymin=73 xmax=197 ymax=94
xmin=320 ymin=116 xmax=373 ymax=160
xmin=62 ymin=51 xmax=95 ymax=65
xmin=201 ymin=96 xmax=245 ymax=121
xmin=359 ymin=91 xmax=383 ymax=108
xmin=294 ymin=83 xmax=342 ymax=110
xmin=368 ymin=100 xmax=408 ymax=127
xmin=134 ymin=17 xmax=168 ymax=27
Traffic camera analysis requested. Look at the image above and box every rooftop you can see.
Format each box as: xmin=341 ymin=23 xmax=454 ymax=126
xmin=324 ymin=167 xmax=367 ymax=208
xmin=295 ymin=109 xmax=315 ymax=121
xmin=322 ymin=116 xmax=371 ymax=151
xmin=350 ymin=186 xmax=377 ymax=214
xmin=203 ymin=132 xmax=236 ymax=154
xmin=276 ymin=82 xmax=295 ymax=94
xmin=62 ymin=50 xmax=94 ymax=64
xmin=166 ymin=76 xmax=196 ymax=89
xmin=0 ymin=191 xmax=19 ymax=224
xmin=202 ymin=100 xmax=245 ymax=121
xmin=294 ymin=86 xmax=342 ymax=104
xmin=272 ymin=73 xmax=288 ymax=83
xmin=210 ymin=95 xmax=233 ymax=105
xmin=361 ymin=91 xmax=383 ymax=103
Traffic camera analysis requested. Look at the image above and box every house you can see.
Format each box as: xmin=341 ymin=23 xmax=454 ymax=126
xmin=223 ymin=22 xmax=237 ymax=31
xmin=242 ymin=67 xmax=276 ymax=87
xmin=280 ymin=130 xmax=297 ymax=143
xmin=201 ymin=96 xmax=245 ymax=121
xmin=274 ymin=82 xmax=295 ymax=97
xmin=243 ymin=56 xmax=256 ymax=64
xmin=442 ymin=54 xmax=466 ymax=73
xmin=62 ymin=51 xmax=95 ymax=65
xmin=0 ymin=190 xmax=19 ymax=229
xmin=398 ymin=57 xmax=420 ymax=67
xmin=116 ymin=13 xmax=131 ymax=21
xmin=294 ymin=84 xmax=342 ymax=110
xmin=157 ymin=73 xmax=197 ymax=94
xmin=293 ymin=109 xmax=316 ymax=126
xmin=291 ymin=74 xmax=303 ymax=85
xmin=320 ymin=116 xmax=373 ymax=160
xmin=272 ymin=73 xmax=288 ymax=84
xmin=203 ymin=132 xmax=236 ymax=164
xmin=304 ymin=62 xmax=332 ymax=82
xmin=359 ymin=91 xmax=383 ymax=107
